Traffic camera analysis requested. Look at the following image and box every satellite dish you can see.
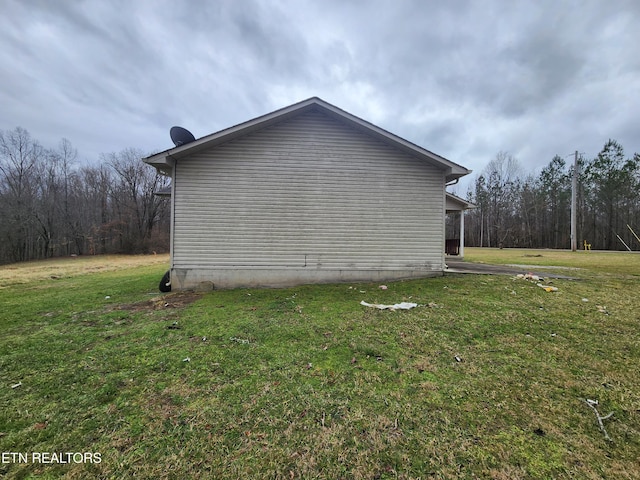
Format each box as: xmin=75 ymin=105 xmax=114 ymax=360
xmin=170 ymin=126 xmax=196 ymax=147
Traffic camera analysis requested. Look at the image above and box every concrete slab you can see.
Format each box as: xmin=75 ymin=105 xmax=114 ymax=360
xmin=444 ymin=258 xmax=578 ymax=279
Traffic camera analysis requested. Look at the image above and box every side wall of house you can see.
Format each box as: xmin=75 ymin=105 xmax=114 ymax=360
xmin=171 ymin=109 xmax=445 ymax=289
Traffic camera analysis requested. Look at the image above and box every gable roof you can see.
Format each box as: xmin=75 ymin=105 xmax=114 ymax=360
xmin=446 ymin=192 xmax=476 ymax=212
xmin=143 ymin=97 xmax=471 ymax=182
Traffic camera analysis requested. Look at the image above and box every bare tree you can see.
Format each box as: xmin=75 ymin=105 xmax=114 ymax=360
xmin=469 ymin=152 xmax=523 ymax=247
xmin=0 ymin=127 xmax=45 ymax=262
xmin=106 ymin=148 xmax=170 ymax=253
xmin=0 ymin=127 xmax=170 ymax=264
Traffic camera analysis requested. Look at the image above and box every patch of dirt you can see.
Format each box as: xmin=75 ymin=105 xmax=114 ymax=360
xmin=116 ymin=291 xmax=203 ymax=313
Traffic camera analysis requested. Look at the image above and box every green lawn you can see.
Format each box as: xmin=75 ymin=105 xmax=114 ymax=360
xmin=464 ymin=246 xmax=640 ymax=277
xmin=1 ymin=252 xmax=639 ymax=479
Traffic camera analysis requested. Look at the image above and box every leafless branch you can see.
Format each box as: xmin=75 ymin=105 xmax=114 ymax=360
xmin=583 ymin=399 xmax=614 ymax=441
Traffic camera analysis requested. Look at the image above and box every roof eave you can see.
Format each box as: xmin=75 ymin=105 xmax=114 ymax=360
xmin=142 ymin=97 xmax=473 ymax=180
xmin=143 ymin=153 xmax=175 ymax=174
xmin=313 ymin=100 xmax=472 ymax=179
xmin=446 ymin=192 xmax=477 ymax=210
xmin=445 ymin=167 xmax=472 ymax=183
xmin=143 ymin=98 xmax=323 ymax=167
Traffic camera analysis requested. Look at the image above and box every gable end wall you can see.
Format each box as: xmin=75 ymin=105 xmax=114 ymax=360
xmin=171 ymin=110 xmax=445 ymax=288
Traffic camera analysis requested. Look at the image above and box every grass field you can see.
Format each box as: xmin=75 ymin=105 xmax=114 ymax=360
xmin=464 ymin=247 xmax=640 ymax=277
xmin=1 ymin=251 xmax=639 ymax=479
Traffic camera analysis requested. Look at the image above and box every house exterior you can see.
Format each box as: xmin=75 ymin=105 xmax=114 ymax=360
xmin=445 ymin=193 xmax=476 ymax=257
xmin=143 ymin=97 xmax=471 ymax=290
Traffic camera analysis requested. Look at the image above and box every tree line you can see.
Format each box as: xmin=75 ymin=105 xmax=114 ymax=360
xmin=0 ymin=127 xmax=170 ymax=265
xmin=459 ymin=140 xmax=640 ymax=251
xmin=2 ymin=127 xmax=639 ymax=266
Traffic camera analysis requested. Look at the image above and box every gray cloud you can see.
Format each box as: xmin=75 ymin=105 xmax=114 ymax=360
xmin=1 ymin=0 xmax=638 ymax=189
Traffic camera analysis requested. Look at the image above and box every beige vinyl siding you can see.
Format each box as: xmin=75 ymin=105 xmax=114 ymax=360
xmin=173 ymin=109 xmax=445 ymax=272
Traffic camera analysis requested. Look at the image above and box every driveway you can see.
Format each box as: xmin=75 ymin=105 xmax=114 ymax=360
xmin=444 ymin=257 xmax=577 ymax=279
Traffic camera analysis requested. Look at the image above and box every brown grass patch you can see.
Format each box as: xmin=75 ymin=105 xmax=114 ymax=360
xmin=0 ymin=254 xmax=169 ymax=285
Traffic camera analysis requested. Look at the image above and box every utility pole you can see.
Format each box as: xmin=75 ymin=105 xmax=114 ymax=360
xmin=571 ymin=150 xmax=578 ymax=252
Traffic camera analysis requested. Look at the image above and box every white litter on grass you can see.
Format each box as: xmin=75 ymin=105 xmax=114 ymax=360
xmin=11 ymin=382 xmax=22 ymax=389
xmin=360 ymin=301 xmax=418 ymax=311
xmin=515 ymin=273 xmax=543 ymax=282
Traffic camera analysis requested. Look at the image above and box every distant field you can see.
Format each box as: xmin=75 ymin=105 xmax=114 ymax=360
xmin=464 ymin=247 xmax=640 ymax=276
xmin=0 ymin=254 xmax=170 ymax=286
xmin=1 ymin=250 xmax=639 ymax=479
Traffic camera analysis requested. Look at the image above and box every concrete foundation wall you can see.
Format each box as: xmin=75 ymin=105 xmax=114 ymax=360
xmin=171 ymin=266 xmax=443 ymax=290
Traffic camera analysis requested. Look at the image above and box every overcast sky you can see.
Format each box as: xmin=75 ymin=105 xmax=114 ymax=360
xmin=1 ymin=0 xmax=639 ymax=193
